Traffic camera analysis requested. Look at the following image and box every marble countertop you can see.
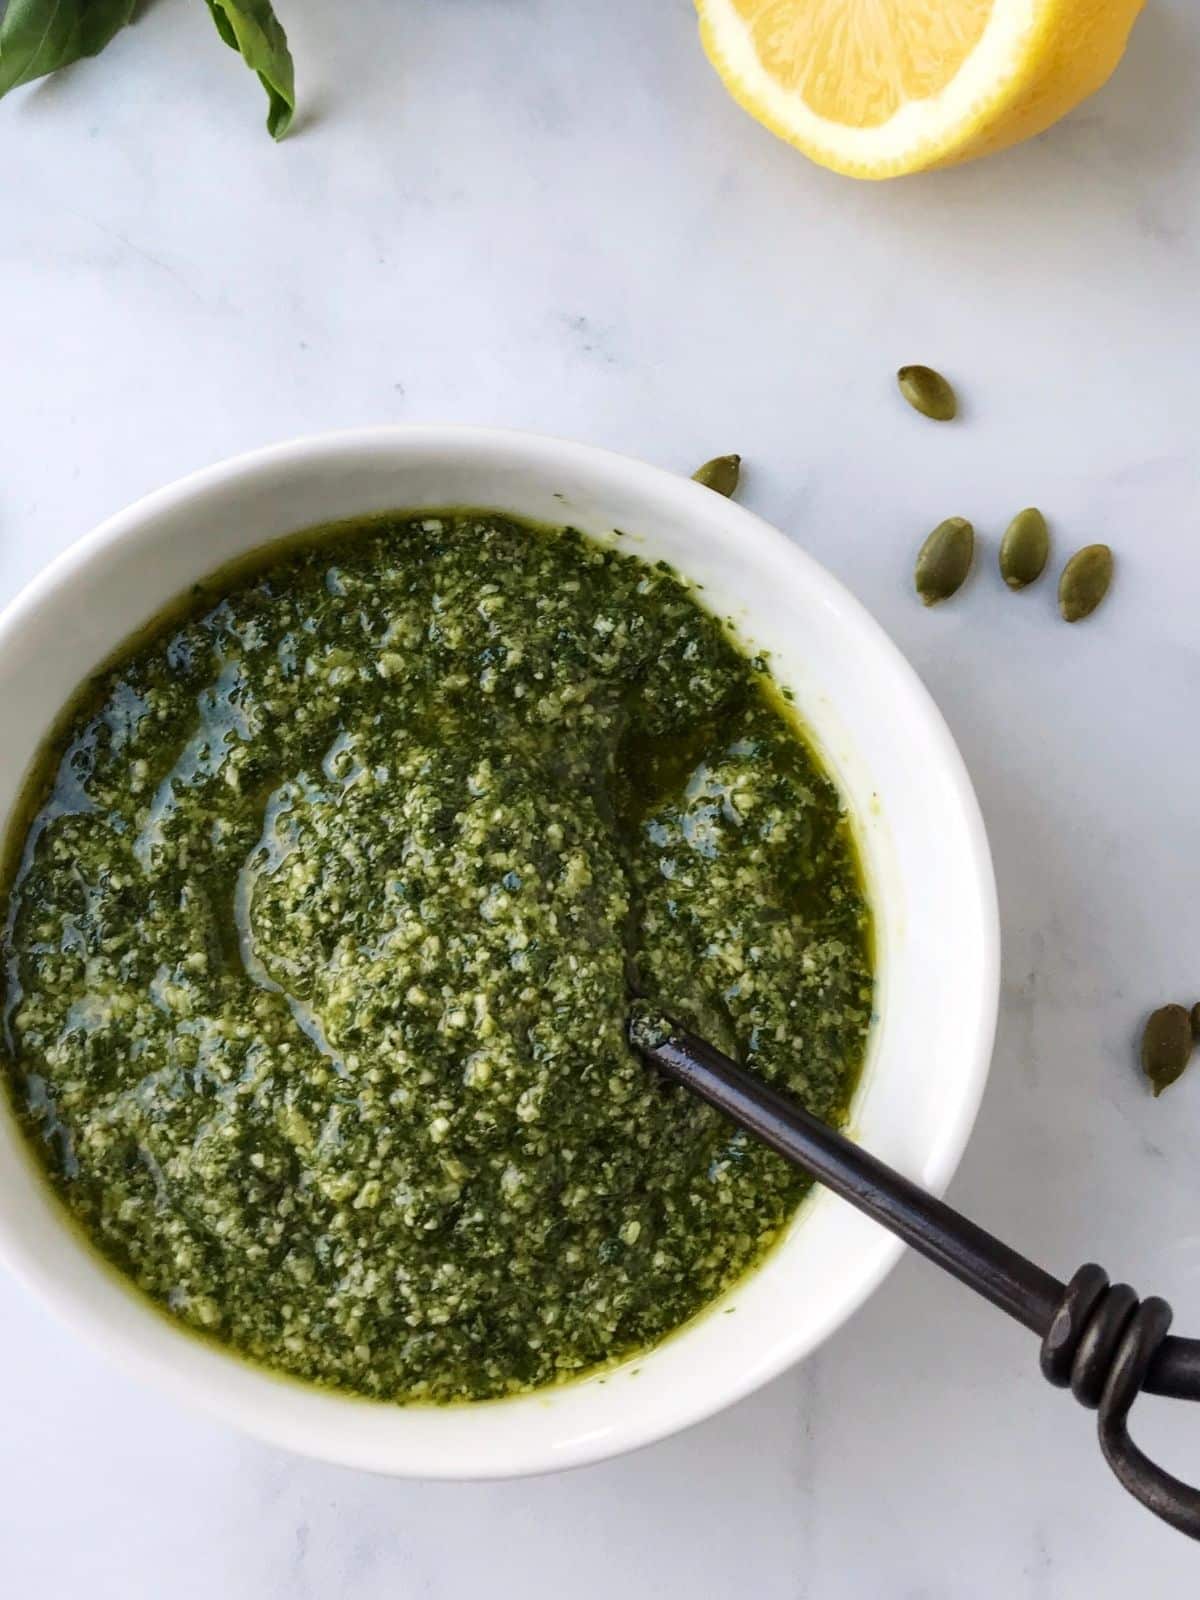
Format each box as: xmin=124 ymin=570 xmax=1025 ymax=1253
xmin=3 ymin=1 xmax=1200 ymax=1591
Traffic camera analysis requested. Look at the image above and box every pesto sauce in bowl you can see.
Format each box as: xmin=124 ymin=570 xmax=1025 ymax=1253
xmin=0 ymin=511 xmax=872 ymax=1403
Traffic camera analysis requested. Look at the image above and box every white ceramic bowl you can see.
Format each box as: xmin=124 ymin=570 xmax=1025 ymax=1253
xmin=0 ymin=427 xmax=999 ymax=1477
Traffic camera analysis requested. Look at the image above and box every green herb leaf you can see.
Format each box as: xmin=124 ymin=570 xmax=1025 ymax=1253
xmin=0 ymin=0 xmax=136 ymax=98
xmin=203 ymin=0 xmax=295 ymax=139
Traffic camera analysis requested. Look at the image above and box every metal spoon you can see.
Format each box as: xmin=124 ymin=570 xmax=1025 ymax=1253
xmin=629 ymin=1009 xmax=1200 ymax=1540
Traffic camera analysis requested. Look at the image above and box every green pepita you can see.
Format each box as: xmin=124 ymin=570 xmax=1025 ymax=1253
xmin=1192 ymin=1003 xmax=1200 ymax=1041
xmin=1059 ymin=544 xmax=1113 ymax=622
xmin=999 ymin=507 xmax=1050 ymax=590
xmin=914 ymin=517 xmax=974 ymax=606
xmin=692 ymin=455 xmax=741 ymax=497
xmin=1140 ymin=1004 xmax=1194 ymax=1097
xmin=897 ymin=365 xmax=957 ymax=422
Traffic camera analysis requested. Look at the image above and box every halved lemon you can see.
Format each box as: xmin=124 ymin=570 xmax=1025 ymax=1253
xmin=696 ymin=0 xmax=1146 ymax=179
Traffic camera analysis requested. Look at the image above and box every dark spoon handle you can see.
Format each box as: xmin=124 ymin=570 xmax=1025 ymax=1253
xmin=634 ymin=1020 xmax=1200 ymax=1541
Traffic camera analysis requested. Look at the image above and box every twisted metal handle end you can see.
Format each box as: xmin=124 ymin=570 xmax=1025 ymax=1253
xmin=1042 ymin=1265 xmax=1200 ymax=1539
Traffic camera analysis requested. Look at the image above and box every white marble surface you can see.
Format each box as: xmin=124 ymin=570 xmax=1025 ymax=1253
xmin=3 ymin=0 xmax=1200 ymax=1590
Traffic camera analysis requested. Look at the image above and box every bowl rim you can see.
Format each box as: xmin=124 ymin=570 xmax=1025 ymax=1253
xmin=0 ymin=424 xmax=1000 ymax=1475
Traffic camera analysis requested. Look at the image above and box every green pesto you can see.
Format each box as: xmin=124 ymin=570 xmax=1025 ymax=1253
xmin=0 ymin=512 xmax=873 ymax=1403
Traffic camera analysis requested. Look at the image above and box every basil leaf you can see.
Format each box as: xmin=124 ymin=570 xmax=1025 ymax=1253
xmin=203 ymin=0 xmax=294 ymax=139
xmin=0 ymin=0 xmax=137 ymax=97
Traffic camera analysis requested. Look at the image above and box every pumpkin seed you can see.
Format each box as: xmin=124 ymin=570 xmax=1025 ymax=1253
xmin=1140 ymin=1004 xmax=1193 ymax=1097
xmin=1192 ymin=1002 xmax=1200 ymax=1041
xmin=692 ymin=455 xmax=741 ymax=496
xmin=999 ymin=507 xmax=1049 ymax=590
xmin=897 ymin=365 xmax=957 ymax=422
xmin=914 ymin=517 xmax=974 ymax=605
xmin=1059 ymin=544 xmax=1113 ymax=622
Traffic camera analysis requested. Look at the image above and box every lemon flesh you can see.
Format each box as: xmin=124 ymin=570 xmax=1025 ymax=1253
xmin=697 ymin=0 xmax=1147 ymax=179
